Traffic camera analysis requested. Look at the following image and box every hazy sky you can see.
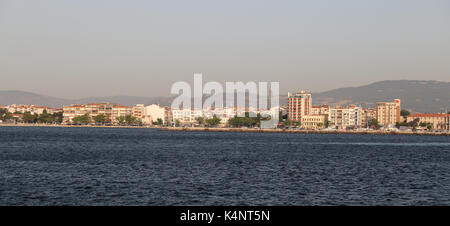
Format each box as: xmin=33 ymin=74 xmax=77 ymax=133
xmin=1 ymin=0 xmax=449 ymax=98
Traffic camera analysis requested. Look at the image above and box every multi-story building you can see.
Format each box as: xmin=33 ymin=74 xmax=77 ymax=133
xmin=376 ymin=99 xmax=401 ymax=126
xmin=62 ymin=104 xmax=89 ymax=123
xmin=132 ymin=104 xmax=145 ymax=121
xmin=301 ymin=114 xmax=327 ymax=129
xmin=311 ymin=105 xmax=329 ymax=116
xmin=287 ymin=91 xmax=312 ymax=121
xmin=328 ymin=105 xmax=364 ymax=129
xmin=362 ymin=108 xmax=376 ymax=127
xmin=5 ymin=104 xmax=60 ymax=115
xmin=144 ymin=104 xmax=171 ymax=125
xmin=406 ymin=113 xmax=450 ymax=130
xmin=111 ymin=106 xmax=132 ymax=123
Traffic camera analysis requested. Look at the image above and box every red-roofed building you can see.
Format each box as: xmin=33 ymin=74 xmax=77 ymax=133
xmin=406 ymin=113 xmax=450 ymax=130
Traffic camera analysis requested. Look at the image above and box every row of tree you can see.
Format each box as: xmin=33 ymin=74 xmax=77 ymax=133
xmin=227 ymin=113 xmax=270 ymax=128
xmin=0 ymin=109 xmax=63 ymax=124
xmin=70 ymin=114 xmax=143 ymax=126
xmin=195 ymin=115 xmax=222 ymax=127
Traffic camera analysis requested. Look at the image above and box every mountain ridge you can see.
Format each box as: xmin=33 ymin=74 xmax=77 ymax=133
xmin=1 ymin=80 xmax=449 ymax=113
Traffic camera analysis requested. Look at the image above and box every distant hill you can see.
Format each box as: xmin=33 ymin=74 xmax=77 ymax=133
xmin=0 ymin=90 xmax=173 ymax=108
xmin=0 ymin=90 xmax=69 ymax=107
xmin=1 ymin=80 xmax=449 ymax=112
xmin=311 ymin=80 xmax=450 ymax=113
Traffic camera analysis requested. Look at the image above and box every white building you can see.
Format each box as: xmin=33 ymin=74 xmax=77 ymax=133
xmin=328 ymin=105 xmax=364 ymax=129
xmin=144 ymin=104 xmax=170 ymax=125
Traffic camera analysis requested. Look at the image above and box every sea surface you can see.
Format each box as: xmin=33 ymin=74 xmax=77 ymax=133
xmin=1 ymin=126 xmax=450 ymax=206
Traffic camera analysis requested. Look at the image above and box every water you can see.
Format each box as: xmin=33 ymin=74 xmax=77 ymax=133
xmin=1 ymin=126 xmax=450 ymax=206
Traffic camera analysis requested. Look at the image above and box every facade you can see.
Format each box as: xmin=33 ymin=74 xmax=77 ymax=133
xmin=5 ymin=104 xmax=60 ymax=115
xmin=62 ymin=104 xmax=88 ymax=123
xmin=287 ymin=91 xmax=312 ymax=121
xmin=376 ymin=99 xmax=401 ymax=126
xmin=362 ymin=108 xmax=376 ymax=128
xmin=406 ymin=114 xmax=450 ymax=130
xmin=301 ymin=114 xmax=327 ymax=129
xmin=132 ymin=104 xmax=145 ymax=122
xmin=144 ymin=104 xmax=170 ymax=125
xmin=311 ymin=105 xmax=329 ymax=116
xmin=328 ymin=105 xmax=364 ymax=129
xmin=111 ymin=106 xmax=132 ymax=123
xmin=63 ymin=103 xmax=147 ymax=124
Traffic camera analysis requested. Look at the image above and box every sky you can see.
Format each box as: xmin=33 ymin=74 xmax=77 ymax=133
xmin=0 ymin=0 xmax=449 ymax=98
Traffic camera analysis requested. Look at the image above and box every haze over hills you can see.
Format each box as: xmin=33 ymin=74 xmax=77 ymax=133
xmin=0 ymin=80 xmax=449 ymax=113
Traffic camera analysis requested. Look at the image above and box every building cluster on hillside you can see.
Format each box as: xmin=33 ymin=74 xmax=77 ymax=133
xmin=1 ymin=91 xmax=449 ymax=130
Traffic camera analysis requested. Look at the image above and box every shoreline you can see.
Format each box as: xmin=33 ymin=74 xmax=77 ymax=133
xmin=2 ymin=123 xmax=449 ymax=136
xmin=0 ymin=123 xmax=154 ymax=129
xmin=159 ymin=127 xmax=450 ymax=136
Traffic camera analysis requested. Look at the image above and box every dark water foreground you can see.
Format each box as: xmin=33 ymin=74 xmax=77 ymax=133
xmin=0 ymin=126 xmax=449 ymax=205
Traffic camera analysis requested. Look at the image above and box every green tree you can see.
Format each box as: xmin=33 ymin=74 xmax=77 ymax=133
xmin=205 ymin=115 xmax=221 ymax=127
xmin=116 ymin=116 xmax=126 ymax=125
xmin=175 ymin=119 xmax=181 ymax=127
xmin=72 ymin=114 xmax=90 ymax=124
xmin=324 ymin=119 xmax=330 ymax=128
xmin=93 ymin=114 xmax=108 ymax=124
xmin=195 ymin=117 xmax=205 ymax=125
xmin=37 ymin=110 xmax=53 ymax=124
xmin=369 ymin=119 xmax=380 ymax=129
xmin=52 ymin=112 xmax=63 ymax=124
xmin=23 ymin=111 xmax=38 ymax=123
xmin=400 ymin=110 xmax=410 ymax=122
xmin=125 ymin=115 xmax=137 ymax=125
xmin=157 ymin=118 xmax=163 ymax=125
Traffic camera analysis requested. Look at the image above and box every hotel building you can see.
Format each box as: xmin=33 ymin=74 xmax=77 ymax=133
xmin=376 ymin=99 xmax=401 ymax=126
xmin=287 ymin=91 xmax=312 ymax=121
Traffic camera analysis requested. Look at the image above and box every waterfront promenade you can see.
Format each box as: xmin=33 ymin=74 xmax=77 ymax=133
xmin=160 ymin=127 xmax=450 ymax=136
xmin=1 ymin=123 xmax=449 ymax=136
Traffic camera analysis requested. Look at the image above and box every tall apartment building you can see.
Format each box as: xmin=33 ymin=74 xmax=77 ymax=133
xmin=328 ymin=105 xmax=364 ymax=129
xmin=287 ymin=91 xmax=312 ymax=121
xmin=376 ymin=99 xmax=401 ymax=126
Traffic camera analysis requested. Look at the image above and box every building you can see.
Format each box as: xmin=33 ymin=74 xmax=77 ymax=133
xmin=111 ymin=106 xmax=132 ymax=123
xmin=328 ymin=105 xmax=364 ymax=129
xmin=5 ymin=104 xmax=60 ymax=115
xmin=406 ymin=113 xmax=450 ymax=130
xmin=376 ymin=99 xmax=401 ymax=127
xmin=62 ymin=104 xmax=88 ymax=123
xmin=132 ymin=104 xmax=145 ymax=121
xmin=287 ymin=91 xmax=312 ymax=121
xmin=301 ymin=114 xmax=327 ymax=129
xmin=311 ymin=105 xmax=329 ymax=116
xmin=362 ymin=108 xmax=376 ymax=128
xmin=144 ymin=104 xmax=171 ymax=125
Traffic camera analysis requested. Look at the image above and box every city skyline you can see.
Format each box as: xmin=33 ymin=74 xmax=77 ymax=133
xmin=1 ymin=0 xmax=450 ymax=98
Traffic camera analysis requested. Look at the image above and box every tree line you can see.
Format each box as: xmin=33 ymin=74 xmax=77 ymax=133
xmin=0 ymin=109 xmax=63 ymax=124
xmin=71 ymin=113 xmax=143 ymax=126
